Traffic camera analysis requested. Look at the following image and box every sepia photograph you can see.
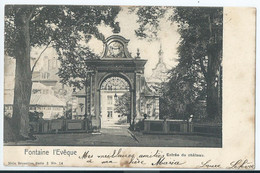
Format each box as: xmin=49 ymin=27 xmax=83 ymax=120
xmin=3 ymin=5 xmax=224 ymax=148
xmin=1 ymin=1 xmax=258 ymax=169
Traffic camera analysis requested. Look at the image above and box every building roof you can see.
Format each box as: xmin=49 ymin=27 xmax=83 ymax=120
xmin=32 ymin=82 xmax=49 ymax=89
xmin=4 ymin=94 xmax=66 ymax=107
xmin=141 ymin=77 xmax=159 ymax=97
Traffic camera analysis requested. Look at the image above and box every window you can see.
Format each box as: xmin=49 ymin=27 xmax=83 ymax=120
xmin=107 ymin=111 xmax=113 ymax=118
xmin=107 ymin=95 xmax=113 ymax=105
xmin=53 ymin=107 xmax=61 ymax=110
xmin=41 ymin=72 xmax=50 ymax=79
xmin=147 ymin=104 xmax=152 ymax=115
xmin=107 ymin=107 xmax=113 ymax=118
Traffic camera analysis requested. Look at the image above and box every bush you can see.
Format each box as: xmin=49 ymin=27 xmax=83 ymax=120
xmin=4 ymin=116 xmax=16 ymax=142
xmin=29 ymin=111 xmax=40 ymax=122
xmin=129 ymin=119 xmax=144 ymax=132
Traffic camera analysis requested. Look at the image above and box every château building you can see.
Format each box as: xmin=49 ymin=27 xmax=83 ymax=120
xmin=146 ymin=44 xmax=169 ymax=95
xmin=4 ymin=55 xmax=66 ymax=119
xmin=147 ymin=44 xmax=169 ymax=85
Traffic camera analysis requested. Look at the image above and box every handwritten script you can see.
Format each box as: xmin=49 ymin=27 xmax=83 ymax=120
xmin=16 ymin=148 xmax=254 ymax=169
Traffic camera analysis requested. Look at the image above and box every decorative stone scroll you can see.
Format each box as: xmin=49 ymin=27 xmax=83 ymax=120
xmin=100 ymin=76 xmax=130 ymax=90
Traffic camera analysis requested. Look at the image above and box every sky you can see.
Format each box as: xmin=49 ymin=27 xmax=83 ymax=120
xmin=31 ymin=6 xmax=180 ymax=78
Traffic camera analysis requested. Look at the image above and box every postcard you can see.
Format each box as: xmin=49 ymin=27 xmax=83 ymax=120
xmin=3 ymin=5 xmax=256 ymax=169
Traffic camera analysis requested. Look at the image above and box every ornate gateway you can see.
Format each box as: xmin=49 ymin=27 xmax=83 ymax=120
xmin=73 ymin=35 xmax=159 ymax=129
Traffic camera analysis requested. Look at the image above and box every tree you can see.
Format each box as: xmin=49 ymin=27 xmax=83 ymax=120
xmin=4 ymin=5 xmax=121 ymax=139
xmin=133 ymin=7 xmax=223 ymax=120
xmin=132 ymin=6 xmax=167 ymax=41
xmin=159 ymin=64 xmax=206 ymax=120
xmin=114 ymin=92 xmax=131 ymax=120
xmin=172 ymin=7 xmax=223 ymax=120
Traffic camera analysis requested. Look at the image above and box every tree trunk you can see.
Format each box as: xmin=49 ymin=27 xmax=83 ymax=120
xmin=205 ymin=13 xmax=222 ymax=120
xmin=206 ymin=45 xmax=221 ymax=120
xmin=12 ymin=9 xmax=32 ymax=139
xmin=206 ymin=77 xmax=219 ymax=119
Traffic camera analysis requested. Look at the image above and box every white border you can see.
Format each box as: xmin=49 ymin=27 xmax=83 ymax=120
xmin=0 ymin=0 xmax=259 ymax=171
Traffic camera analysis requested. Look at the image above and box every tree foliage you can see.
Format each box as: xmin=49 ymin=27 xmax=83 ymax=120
xmin=172 ymin=7 xmax=223 ymax=120
xmin=4 ymin=5 xmax=121 ymax=138
xmin=134 ymin=7 xmax=223 ymax=120
xmin=114 ymin=92 xmax=131 ymax=117
xmin=130 ymin=6 xmax=167 ymax=41
xmin=159 ymin=64 xmax=206 ymax=119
